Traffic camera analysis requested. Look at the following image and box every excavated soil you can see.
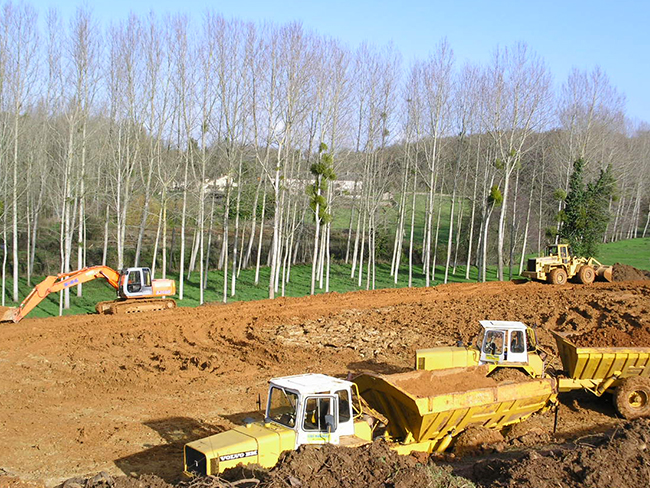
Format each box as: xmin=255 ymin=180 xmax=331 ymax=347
xmin=612 ymin=263 xmax=650 ymax=281
xmin=388 ymin=366 xmax=498 ymax=397
xmin=465 ymin=418 xmax=650 ymax=488
xmin=1 ymin=279 xmax=650 ymax=488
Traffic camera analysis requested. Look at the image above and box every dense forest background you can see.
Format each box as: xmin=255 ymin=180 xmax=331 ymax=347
xmin=0 ymin=3 xmax=648 ymax=308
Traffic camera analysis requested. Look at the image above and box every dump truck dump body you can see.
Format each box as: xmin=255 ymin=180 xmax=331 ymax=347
xmin=354 ymin=366 xmax=557 ymax=453
xmin=552 ymin=331 xmax=650 ymax=393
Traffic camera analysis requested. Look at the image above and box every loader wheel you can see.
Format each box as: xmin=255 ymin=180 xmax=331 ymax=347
xmin=615 ymin=377 xmax=650 ymax=419
xmin=577 ymin=265 xmax=595 ymax=284
xmin=548 ymin=268 xmax=567 ymax=285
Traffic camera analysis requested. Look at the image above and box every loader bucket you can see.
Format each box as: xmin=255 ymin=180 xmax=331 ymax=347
xmin=595 ymin=265 xmax=613 ymax=282
xmin=0 ymin=306 xmax=18 ymax=323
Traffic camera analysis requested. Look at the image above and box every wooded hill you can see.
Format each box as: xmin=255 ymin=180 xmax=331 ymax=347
xmin=0 ymin=3 xmax=648 ymax=309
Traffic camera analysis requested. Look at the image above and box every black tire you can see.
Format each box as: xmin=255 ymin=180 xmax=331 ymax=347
xmin=615 ymin=377 xmax=650 ymax=419
xmin=548 ymin=268 xmax=567 ymax=285
xmin=577 ymin=265 xmax=595 ymax=284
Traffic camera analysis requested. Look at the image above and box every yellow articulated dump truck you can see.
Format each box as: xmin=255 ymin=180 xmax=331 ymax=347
xmin=417 ymin=320 xmax=650 ymax=419
xmin=183 ymin=320 xmax=650 ymax=477
xmin=183 ymin=356 xmax=557 ymax=476
xmin=353 ymin=368 xmax=556 ymax=455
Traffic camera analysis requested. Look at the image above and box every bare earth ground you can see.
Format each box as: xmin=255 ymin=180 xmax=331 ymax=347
xmin=1 ymin=279 xmax=649 ymax=487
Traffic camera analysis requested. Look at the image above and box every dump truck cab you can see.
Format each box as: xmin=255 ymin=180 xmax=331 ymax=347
xmin=266 ymin=374 xmax=357 ymax=446
xmin=479 ymin=320 xmax=532 ymax=365
xmin=183 ymin=374 xmax=373 ymax=477
xmin=417 ymin=320 xmax=545 ymax=378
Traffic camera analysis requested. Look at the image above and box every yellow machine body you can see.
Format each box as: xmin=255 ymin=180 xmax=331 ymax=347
xmin=184 ymin=422 xmax=296 ymax=476
xmin=553 ymin=331 xmax=650 ymax=395
xmin=355 ymin=368 xmax=557 ymax=453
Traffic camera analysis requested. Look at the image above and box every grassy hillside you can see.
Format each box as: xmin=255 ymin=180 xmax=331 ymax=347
xmin=596 ymin=237 xmax=650 ymax=270
xmin=1 ymin=237 xmax=647 ymax=320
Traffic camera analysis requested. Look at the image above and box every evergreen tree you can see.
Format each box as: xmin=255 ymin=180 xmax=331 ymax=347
xmin=558 ymin=159 xmax=615 ymax=256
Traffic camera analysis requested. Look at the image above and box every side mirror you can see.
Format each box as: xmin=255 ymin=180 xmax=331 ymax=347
xmin=324 ymin=414 xmax=335 ymax=433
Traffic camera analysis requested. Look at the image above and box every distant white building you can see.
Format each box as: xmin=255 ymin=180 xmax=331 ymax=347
xmin=284 ymin=178 xmax=362 ymax=196
xmin=205 ymin=176 xmax=237 ymax=192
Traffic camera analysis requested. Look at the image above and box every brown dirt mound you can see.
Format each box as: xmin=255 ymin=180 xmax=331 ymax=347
xmin=453 ymin=427 xmax=505 ymax=456
xmin=488 ymin=367 xmax=532 ymax=383
xmin=612 ymin=263 xmax=650 ymax=281
xmin=568 ymin=325 xmax=650 ymax=347
xmin=58 ymin=473 xmax=173 ymax=488
xmin=257 ymin=441 xmax=457 ymax=488
xmin=468 ymin=419 xmax=650 ymax=488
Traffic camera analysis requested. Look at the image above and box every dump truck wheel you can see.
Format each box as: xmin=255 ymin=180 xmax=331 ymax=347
xmin=577 ymin=265 xmax=595 ymax=284
xmin=548 ymin=268 xmax=567 ymax=285
xmin=615 ymin=377 xmax=650 ymax=419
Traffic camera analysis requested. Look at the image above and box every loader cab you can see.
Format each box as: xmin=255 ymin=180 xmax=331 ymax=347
xmin=479 ymin=320 xmax=530 ymax=365
xmin=546 ymin=244 xmax=570 ymax=264
xmin=266 ymin=374 xmax=357 ymax=448
xmin=120 ymin=267 xmax=153 ymax=298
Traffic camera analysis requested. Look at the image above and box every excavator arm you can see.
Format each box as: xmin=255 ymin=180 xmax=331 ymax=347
xmin=0 ymin=266 xmax=121 ymax=323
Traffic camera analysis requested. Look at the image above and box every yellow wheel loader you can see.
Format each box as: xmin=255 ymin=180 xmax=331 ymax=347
xmin=522 ymin=243 xmax=613 ymax=284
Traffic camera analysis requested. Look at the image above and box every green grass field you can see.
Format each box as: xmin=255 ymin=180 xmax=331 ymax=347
xmin=596 ymin=238 xmax=650 ymax=270
xmin=1 ymin=237 xmax=647 ymax=320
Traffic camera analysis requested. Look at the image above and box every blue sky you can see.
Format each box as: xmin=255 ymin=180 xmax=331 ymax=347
xmin=32 ymin=0 xmax=649 ymax=123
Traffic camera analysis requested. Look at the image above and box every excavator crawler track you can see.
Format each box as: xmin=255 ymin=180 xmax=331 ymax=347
xmin=95 ymin=298 xmax=176 ymax=315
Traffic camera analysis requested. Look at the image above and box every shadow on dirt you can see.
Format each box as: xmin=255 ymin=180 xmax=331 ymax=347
xmin=114 ymin=417 xmax=226 ymax=483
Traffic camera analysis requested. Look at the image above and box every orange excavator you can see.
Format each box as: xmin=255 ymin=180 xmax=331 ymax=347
xmin=0 ymin=265 xmax=176 ymax=323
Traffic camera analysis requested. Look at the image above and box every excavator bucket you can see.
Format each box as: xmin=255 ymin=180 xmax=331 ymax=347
xmin=595 ymin=265 xmax=613 ymax=282
xmin=0 ymin=306 xmax=18 ymax=323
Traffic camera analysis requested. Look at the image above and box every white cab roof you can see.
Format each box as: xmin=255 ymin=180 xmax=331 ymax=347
xmin=479 ymin=320 xmax=528 ymax=331
xmin=270 ymin=373 xmax=353 ymax=394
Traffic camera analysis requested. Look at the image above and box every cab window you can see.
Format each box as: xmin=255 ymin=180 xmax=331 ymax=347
xmin=127 ymin=270 xmax=142 ymax=293
xmin=303 ymin=397 xmax=334 ymax=432
xmin=510 ymin=330 xmax=525 ymax=353
xmin=336 ymin=389 xmax=351 ymax=423
xmin=143 ymin=268 xmax=152 ymax=287
xmin=268 ymin=387 xmax=298 ymax=428
xmin=483 ymin=330 xmax=504 ymax=356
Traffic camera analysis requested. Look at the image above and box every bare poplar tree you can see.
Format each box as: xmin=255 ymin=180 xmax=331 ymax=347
xmin=480 ymin=43 xmax=551 ymax=280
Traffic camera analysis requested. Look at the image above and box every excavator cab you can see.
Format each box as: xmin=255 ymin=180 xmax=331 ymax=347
xmin=121 ymin=267 xmax=153 ymax=298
